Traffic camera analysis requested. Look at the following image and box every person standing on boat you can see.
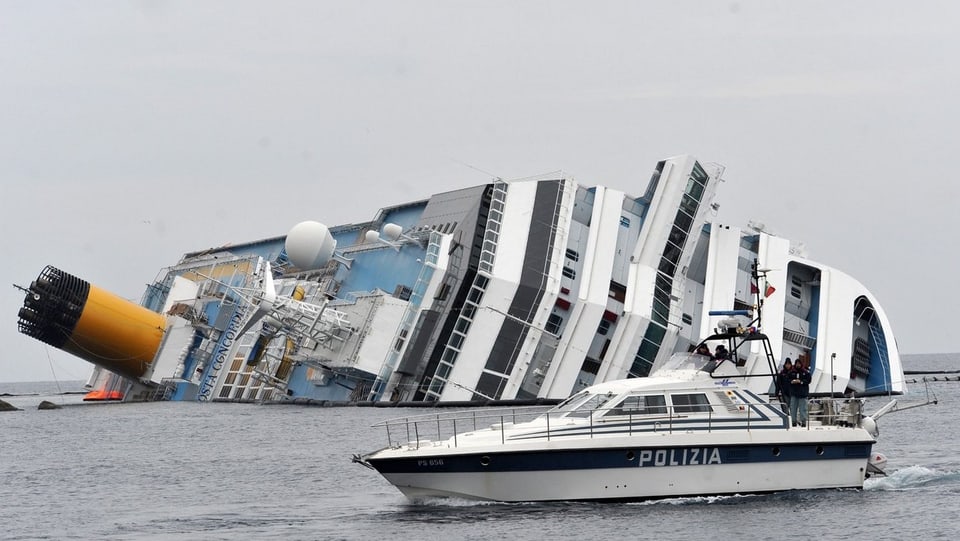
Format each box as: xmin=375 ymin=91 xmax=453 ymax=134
xmin=789 ymin=358 xmax=812 ymax=427
xmin=778 ymin=358 xmax=793 ymax=414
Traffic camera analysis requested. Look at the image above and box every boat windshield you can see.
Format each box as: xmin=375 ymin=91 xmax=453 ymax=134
xmin=547 ymin=390 xmax=616 ymax=418
xmin=649 ymin=351 xmax=715 ymax=375
xmin=552 ymin=390 xmax=589 ymax=411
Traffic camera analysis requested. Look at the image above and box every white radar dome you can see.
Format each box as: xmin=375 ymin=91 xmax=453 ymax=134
xmin=364 ymin=230 xmax=381 ymax=243
xmin=382 ymin=223 xmax=404 ymax=242
xmin=285 ymin=221 xmax=337 ymax=270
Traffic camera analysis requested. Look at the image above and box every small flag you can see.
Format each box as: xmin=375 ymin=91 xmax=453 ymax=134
xmin=750 ymin=282 xmax=758 ymax=294
xmin=764 ymin=284 xmax=776 ymax=298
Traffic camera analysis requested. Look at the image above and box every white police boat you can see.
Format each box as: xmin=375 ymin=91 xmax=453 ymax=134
xmin=355 ymin=329 xmax=897 ymax=502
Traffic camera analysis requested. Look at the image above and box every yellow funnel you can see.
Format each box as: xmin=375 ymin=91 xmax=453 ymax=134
xmin=18 ymin=266 xmax=166 ymax=381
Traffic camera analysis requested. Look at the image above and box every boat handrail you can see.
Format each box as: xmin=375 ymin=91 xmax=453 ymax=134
xmin=374 ymin=405 xmax=555 ymax=448
xmin=372 ymin=397 xmax=868 ymax=448
xmin=371 ymin=405 xmax=555 ymax=429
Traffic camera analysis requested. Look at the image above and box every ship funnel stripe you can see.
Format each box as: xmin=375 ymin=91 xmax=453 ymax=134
xmin=17 ymin=265 xmax=91 ymax=348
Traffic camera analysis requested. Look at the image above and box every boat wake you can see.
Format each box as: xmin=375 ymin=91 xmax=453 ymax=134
xmin=405 ymin=497 xmax=539 ymax=508
xmin=394 ymin=472 xmax=955 ymax=513
xmin=865 ymin=465 xmax=960 ymax=491
xmin=397 ymin=492 xmax=759 ymax=513
xmin=390 ymin=498 xmax=573 ymax=525
xmin=384 ymin=465 xmax=958 ymax=515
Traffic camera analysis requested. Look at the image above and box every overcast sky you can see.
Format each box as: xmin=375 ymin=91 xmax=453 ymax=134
xmin=2 ymin=1 xmax=956 ymax=382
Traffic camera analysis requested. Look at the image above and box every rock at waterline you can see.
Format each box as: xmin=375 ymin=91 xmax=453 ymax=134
xmin=38 ymin=401 xmax=62 ymax=410
xmin=0 ymin=399 xmax=21 ymax=412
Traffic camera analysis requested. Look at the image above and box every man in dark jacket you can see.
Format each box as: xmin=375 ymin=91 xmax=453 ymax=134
xmin=788 ymin=359 xmax=812 ymax=427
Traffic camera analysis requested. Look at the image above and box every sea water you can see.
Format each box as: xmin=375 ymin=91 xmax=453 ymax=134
xmin=1 ymin=355 xmax=958 ymax=541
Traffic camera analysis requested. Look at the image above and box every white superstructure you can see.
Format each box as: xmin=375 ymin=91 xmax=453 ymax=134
xmin=18 ymin=154 xmax=904 ymax=404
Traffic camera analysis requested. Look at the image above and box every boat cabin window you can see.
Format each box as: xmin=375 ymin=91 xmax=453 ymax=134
xmin=606 ymin=394 xmax=667 ymax=416
xmin=670 ymin=393 xmax=712 ymax=414
xmin=564 ymin=393 xmax=616 ymax=418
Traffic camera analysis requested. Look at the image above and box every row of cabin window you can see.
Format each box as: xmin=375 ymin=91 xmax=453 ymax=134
xmin=566 ymin=393 xmax=712 ymax=418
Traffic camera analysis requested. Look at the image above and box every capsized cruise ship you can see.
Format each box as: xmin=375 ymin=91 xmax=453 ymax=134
xmin=16 ymin=155 xmax=905 ymax=403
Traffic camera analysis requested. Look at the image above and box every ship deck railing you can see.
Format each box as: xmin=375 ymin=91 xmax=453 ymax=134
xmin=372 ymin=398 xmax=866 ymax=449
xmin=374 ymin=405 xmax=553 ymax=449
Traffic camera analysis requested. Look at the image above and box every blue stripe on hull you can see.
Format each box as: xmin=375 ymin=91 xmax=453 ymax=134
xmin=368 ymin=442 xmax=872 ymax=474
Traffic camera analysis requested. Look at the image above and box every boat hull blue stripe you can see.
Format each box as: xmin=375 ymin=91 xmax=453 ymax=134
xmin=368 ymin=442 xmax=872 ymax=474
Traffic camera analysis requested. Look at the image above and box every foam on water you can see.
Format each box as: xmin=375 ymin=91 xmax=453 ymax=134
xmin=865 ymin=464 xmax=960 ymax=491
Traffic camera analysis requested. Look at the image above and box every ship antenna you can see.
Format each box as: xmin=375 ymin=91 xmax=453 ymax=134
xmin=450 ymin=158 xmax=502 ymax=181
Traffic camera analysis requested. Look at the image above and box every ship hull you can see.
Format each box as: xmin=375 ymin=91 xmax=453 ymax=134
xmin=365 ymin=437 xmax=873 ymax=502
